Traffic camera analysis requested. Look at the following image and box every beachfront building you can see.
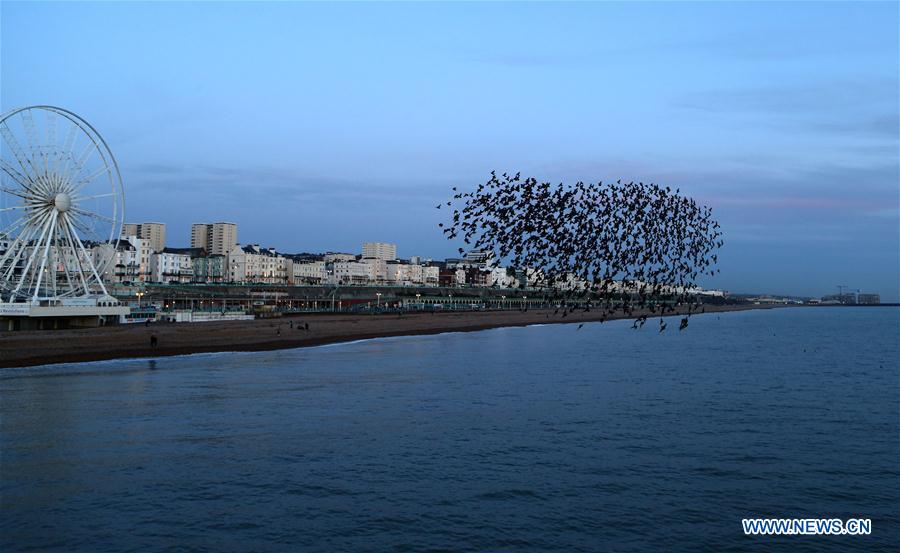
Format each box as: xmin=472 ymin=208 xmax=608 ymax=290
xmin=227 ymin=244 xmax=289 ymax=284
xmin=362 ymin=242 xmax=397 ymax=261
xmin=291 ymin=260 xmax=327 ymax=285
xmin=386 ymin=261 xmax=425 ymax=286
xmin=93 ymin=240 xmax=135 ymax=285
xmin=489 ymin=267 xmax=516 ymax=288
xmin=439 ymin=267 xmax=467 ymax=287
xmin=857 ymin=293 xmax=880 ymax=304
xmin=191 ymin=254 xmax=227 ymax=283
xmin=191 ymin=222 xmax=238 ymax=256
xmin=150 ymin=248 xmax=194 ymax=283
xmin=121 ymin=222 xmax=166 ymax=253
xmin=462 ymin=250 xmax=494 ymax=269
xmin=92 ymin=235 xmax=152 ymax=284
xmin=324 ymin=252 xmax=356 ymax=263
xmin=331 ymin=260 xmax=374 ymax=285
xmin=464 ymin=268 xmax=490 ymax=287
xmin=423 ymin=265 xmax=440 ymax=286
xmin=360 ymin=258 xmax=388 ymax=283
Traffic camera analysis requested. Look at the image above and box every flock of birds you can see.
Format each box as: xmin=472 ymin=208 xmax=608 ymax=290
xmin=438 ymin=172 xmax=723 ymax=331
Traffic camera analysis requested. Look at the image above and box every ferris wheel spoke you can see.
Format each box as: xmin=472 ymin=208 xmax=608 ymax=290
xmin=10 ymin=209 xmax=55 ymax=298
xmin=67 ymin=214 xmax=100 ymax=241
xmin=58 ymin=121 xmax=80 ymax=179
xmin=0 ymin=185 xmax=42 ymax=204
xmin=72 ymin=192 xmax=117 ymax=203
xmin=58 ymin=216 xmax=90 ymax=294
xmin=71 ymin=207 xmax=116 ymax=226
xmin=70 ymin=165 xmax=111 ymax=194
xmin=0 ymin=158 xmax=36 ymax=192
xmin=56 ymin=230 xmax=79 ymax=297
xmin=63 ymin=215 xmax=109 ymax=297
xmin=32 ymin=211 xmax=59 ymax=300
xmin=0 ymin=206 xmax=52 ymax=243
xmin=0 ymin=123 xmax=39 ymax=183
xmin=63 ymin=140 xmax=98 ymax=189
xmin=0 ymin=228 xmax=36 ymax=280
xmin=19 ymin=110 xmax=47 ymax=185
xmin=46 ymin=111 xmax=59 ymax=175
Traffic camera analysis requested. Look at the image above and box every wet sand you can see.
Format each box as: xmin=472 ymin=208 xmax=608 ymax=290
xmin=0 ymin=304 xmax=781 ymax=368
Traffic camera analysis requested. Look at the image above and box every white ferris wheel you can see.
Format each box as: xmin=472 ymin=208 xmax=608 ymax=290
xmin=0 ymin=106 xmax=124 ymax=304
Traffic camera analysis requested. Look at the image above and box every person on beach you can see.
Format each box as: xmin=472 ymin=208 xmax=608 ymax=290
xmin=305 ymin=322 xmax=309 ymax=331
xmin=150 ymin=334 xmax=158 ymax=348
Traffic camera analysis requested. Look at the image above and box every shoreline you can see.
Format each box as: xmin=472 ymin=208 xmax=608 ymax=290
xmin=0 ymin=304 xmax=785 ymax=369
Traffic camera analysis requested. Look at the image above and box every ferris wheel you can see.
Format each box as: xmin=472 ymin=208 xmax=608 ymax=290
xmin=0 ymin=106 xmax=124 ymax=303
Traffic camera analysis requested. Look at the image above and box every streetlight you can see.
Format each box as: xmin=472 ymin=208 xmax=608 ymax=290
xmin=376 ymin=292 xmax=382 ymax=309
xmin=415 ymin=293 xmax=421 ymax=311
xmin=136 ymin=291 xmax=144 ymax=308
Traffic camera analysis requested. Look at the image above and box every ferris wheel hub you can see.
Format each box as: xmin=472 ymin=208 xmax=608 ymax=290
xmin=54 ymin=192 xmax=71 ymax=212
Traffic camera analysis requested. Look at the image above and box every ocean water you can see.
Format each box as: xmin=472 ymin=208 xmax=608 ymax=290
xmin=1 ymin=307 xmax=898 ymax=552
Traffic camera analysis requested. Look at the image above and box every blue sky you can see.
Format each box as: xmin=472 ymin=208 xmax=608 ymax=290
xmin=2 ymin=1 xmax=898 ymax=300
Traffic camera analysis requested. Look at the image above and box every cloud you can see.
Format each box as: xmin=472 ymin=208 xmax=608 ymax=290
xmin=800 ymin=113 xmax=899 ymax=138
xmin=125 ymin=163 xmax=444 ymax=204
xmin=677 ymin=79 xmax=897 ymax=114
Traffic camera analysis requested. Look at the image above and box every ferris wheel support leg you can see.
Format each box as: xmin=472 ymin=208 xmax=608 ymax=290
xmin=67 ymin=218 xmax=111 ymax=298
xmin=58 ymin=216 xmax=90 ymax=295
xmin=0 ymin=213 xmax=45 ymax=280
xmin=32 ymin=210 xmax=58 ymax=302
xmin=11 ymin=210 xmax=54 ymax=300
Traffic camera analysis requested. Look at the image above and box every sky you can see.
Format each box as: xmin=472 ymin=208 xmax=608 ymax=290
xmin=1 ymin=1 xmax=898 ymax=300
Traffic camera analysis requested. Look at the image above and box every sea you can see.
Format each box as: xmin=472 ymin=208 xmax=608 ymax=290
xmin=1 ymin=307 xmax=898 ymax=552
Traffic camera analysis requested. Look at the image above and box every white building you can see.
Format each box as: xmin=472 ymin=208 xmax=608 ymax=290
xmin=150 ymin=249 xmax=194 ymax=283
xmin=386 ymin=262 xmax=425 ymax=286
xmin=423 ymin=266 xmax=440 ymax=286
xmin=463 ymin=250 xmax=495 ymax=269
xmin=92 ymin=235 xmax=151 ymax=284
xmin=324 ymin=252 xmax=356 ymax=263
xmin=489 ymin=267 xmax=516 ymax=288
xmin=360 ymin=258 xmax=387 ymax=282
xmin=362 ymin=242 xmax=397 ymax=261
xmin=292 ymin=260 xmax=327 ymax=284
xmin=227 ymin=244 xmax=288 ymax=284
xmin=331 ymin=261 xmax=373 ymax=285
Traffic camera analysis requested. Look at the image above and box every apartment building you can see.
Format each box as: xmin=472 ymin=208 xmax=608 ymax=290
xmin=121 ymin=222 xmax=166 ymax=253
xmin=362 ymin=242 xmax=397 ymax=261
xmin=191 ymin=222 xmax=238 ymax=256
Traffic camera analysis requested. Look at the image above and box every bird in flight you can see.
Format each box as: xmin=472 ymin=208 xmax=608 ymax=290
xmin=440 ymin=171 xmax=723 ymax=333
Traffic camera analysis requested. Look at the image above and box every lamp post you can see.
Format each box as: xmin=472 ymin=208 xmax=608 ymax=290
xmin=136 ymin=291 xmax=143 ymax=308
xmin=415 ymin=292 xmax=421 ymax=311
xmin=376 ymin=292 xmax=382 ymax=309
